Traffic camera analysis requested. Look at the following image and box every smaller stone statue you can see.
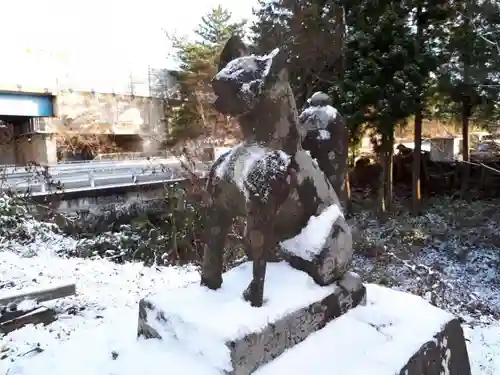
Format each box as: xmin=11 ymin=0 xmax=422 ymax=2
xmin=299 ymin=91 xmax=349 ymax=208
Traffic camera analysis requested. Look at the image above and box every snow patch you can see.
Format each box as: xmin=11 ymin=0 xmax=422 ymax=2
xmin=214 ymin=147 xmax=232 ymax=160
xmin=300 ymin=105 xmax=339 ymax=133
xmin=221 ymin=49 xmax=278 ymax=82
xmin=464 ymin=323 xmax=500 ymax=375
xmin=257 ymin=284 xmax=453 ymax=374
xmin=0 ymin=249 xmax=199 ymax=361
xmin=0 ymin=246 xmax=499 ymax=375
xmin=294 ymin=150 xmax=337 ymax=206
xmin=280 ymin=204 xmax=342 ymax=260
xmin=16 ymin=299 xmax=38 ymax=311
xmin=215 ymin=48 xmax=280 ymax=98
xmin=0 ymin=197 xmax=499 ymax=375
xmin=8 ymin=282 xmax=456 ymax=375
xmin=317 ymin=129 xmax=331 ymax=140
xmin=215 ymin=144 xmax=291 ymax=201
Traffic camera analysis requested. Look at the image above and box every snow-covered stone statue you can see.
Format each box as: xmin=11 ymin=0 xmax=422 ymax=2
xmin=300 ymin=91 xmax=349 ymax=208
xmin=137 ymin=35 xmax=471 ymax=375
xmin=200 ymin=35 xmax=363 ymax=308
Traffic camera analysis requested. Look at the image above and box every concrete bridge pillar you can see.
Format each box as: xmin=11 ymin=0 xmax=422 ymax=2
xmin=16 ymin=133 xmax=57 ymax=165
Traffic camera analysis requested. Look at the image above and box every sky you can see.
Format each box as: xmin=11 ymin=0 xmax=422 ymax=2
xmin=0 ymin=0 xmax=258 ymax=93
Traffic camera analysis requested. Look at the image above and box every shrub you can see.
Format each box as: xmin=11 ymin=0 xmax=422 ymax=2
xmin=72 ymin=183 xmax=246 ymax=269
xmin=0 ymin=193 xmax=74 ymax=257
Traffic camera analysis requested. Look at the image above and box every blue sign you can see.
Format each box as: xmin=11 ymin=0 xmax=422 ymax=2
xmin=0 ymin=93 xmax=54 ymax=117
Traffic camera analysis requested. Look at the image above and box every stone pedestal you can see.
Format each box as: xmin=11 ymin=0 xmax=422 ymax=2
xmin=137 ymin=281 xmax=471 ymax=375
xmin=138 ymin=262 xmax=366 ymax=375
xmin=400 ymin=318 xmax=470 ymax=374
xmin=256 ymin=284 xmax=471 ymax=375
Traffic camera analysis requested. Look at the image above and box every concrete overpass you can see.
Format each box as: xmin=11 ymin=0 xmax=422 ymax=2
xmin=0 ymin=88 xmax=170 ymax=166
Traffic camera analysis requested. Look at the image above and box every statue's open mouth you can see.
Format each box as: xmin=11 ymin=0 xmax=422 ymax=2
xmin=212 ymin=81 xmax=247 ymax=116
xmin=213 ymin=96 xmax=224 ymax=113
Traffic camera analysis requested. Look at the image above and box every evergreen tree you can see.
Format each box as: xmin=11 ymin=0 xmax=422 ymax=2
xmin=253 ymin=0 xmax=500 ymax=212
xmin=341 ymin=0 xmax=423 ymax=212
xmin=196 ymin=5 xmax=246 ymax=45
xmin=409 ymin=0 xmax=452 ymax=215
xmin=436 ymin=1 xmax=500 ymax=127
xmin=252 ymin=0 xmax=363 ymax=152
xmin=435 ymin=0 xmax=500 ymax=191
xmin=252 ymin=0 xmax=342 ymax=108
xmin=254 ymin=0 xmax=418 ymax=211
xmin=167 ymin=7 xmax=246 ymax=142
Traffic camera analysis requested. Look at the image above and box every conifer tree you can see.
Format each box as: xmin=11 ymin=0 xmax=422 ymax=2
xmin=168 ymin=6 xmax=246 ymax=142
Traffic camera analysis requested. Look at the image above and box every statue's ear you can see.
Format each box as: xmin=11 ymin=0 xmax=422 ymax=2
xmin=266 ymin=47 xmax=288 ymax=79
xmin=218 ymin=35 xmax=250 ymax=71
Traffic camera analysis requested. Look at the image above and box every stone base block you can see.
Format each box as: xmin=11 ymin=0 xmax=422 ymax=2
xmin=137 ymin=261 xmax=366 ymax=375
xmin=256 ymin=284 xmax=471 ymax=375
xmin=400 ymin=318 xmax=471 ymax=374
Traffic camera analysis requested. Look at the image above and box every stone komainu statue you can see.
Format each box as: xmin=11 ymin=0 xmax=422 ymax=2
xmin=299 ymin=91 xmax=349 ymax=208
xmin=200 ymin=36 xmax=356 ymax=308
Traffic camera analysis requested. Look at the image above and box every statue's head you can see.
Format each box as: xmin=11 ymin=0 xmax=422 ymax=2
xmin=211 ymin=35 xmax=288 ymax=117
xmin=307 ymin=91 xmax=332 ymax=107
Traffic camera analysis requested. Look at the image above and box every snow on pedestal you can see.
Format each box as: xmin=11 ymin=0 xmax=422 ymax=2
xmin=256 ymin=284 xmax=471 ymax=375
xmin=137 ymin=262 xmax=366 ymax=375
xmin=279 ymin=203 xmax=353 ymax=285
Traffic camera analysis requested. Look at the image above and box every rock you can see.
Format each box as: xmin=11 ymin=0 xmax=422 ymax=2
xmin=137 ymin=262 xmax=366 ymax=375
xmin=279 ymin=204 xmax=353 ymax=285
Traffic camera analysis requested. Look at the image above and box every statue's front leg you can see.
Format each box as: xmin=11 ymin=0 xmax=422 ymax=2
xmin=242 ymin=202 xmax=276 ymax=307
xmin=200 ymin=204 xmax=234 ymax=290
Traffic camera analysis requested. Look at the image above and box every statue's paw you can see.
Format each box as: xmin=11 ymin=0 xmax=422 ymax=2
xmin=200 ymin=276 xmax=222 ymax=290
xmin=242 ymin=285 xmax=252 ymax=302
xmin=242 ymin=283 xmax=265 ymax=307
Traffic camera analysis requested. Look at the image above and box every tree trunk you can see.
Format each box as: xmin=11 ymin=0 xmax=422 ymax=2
xmin=384 ymin=131 xmax=394 ymax=212
xmin=412 ymin=2 xmax=423 ymax=216
xmin=334 ymin=4 xmax=346 ymax=75
xmin=412 ymin=103 xmax=423 ymax=215
xmin=334 ymin=3 xmax=351 ymax=212
xmin=345 ymin=173 xmax=352 ymax=214
xmin=377 ymin=131 xmax=394 ymax=217
xmin=461 ymin=96 xmax=471 ymax=195
xmin=460 ymin=3 xmax=472 ymax=196
xmin=377 ymin=150 xmax=386 ymax=216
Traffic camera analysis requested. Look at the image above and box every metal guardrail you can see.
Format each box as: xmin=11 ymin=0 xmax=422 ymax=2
xmin=1 ymin=159 xmax=211 ymax=195
xmin=2 ymin=158 xmax=181 ymax=174
xmin=93 ymin=151 xmax=173 ymax=161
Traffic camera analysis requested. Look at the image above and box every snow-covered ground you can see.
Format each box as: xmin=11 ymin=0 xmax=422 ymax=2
xmin=1 ymin=245 xmax=499 ymax=375
xmin=1 ymin=195 xmax=500 ymax=374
